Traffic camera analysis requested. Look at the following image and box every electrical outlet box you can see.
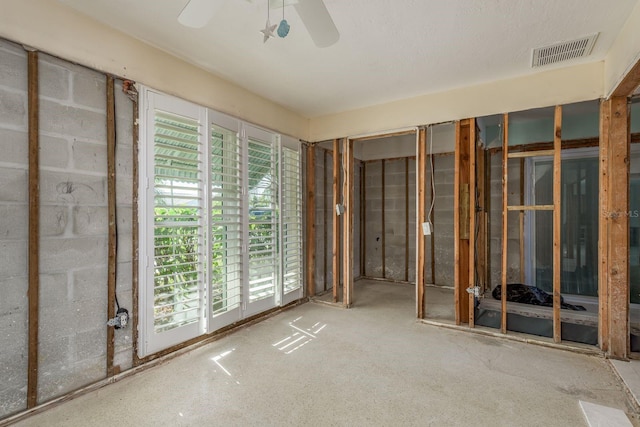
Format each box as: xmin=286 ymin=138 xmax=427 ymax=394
xmin=422 ymin=222 xmax=431 ymax=235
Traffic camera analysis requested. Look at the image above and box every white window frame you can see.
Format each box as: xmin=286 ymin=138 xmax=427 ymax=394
xmin=138 ymin=86 xmax=303 ymax=357
xmin=524 ymin=147 xmax=598 ymax=300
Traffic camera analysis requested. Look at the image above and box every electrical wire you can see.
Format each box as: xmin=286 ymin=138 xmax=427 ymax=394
xmin=427 ymin=125 xmax=435 ymax=228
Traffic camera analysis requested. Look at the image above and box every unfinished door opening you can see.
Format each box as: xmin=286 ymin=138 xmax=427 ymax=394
xmin=309 ymin=131 xmax=418 ymax=307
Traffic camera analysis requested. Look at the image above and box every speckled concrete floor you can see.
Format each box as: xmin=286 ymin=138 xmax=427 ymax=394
xmin=12 ymin=280 xmax=637 ymax=426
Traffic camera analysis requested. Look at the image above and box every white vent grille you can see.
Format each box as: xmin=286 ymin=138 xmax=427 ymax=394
xmin=532 ymin=33 xmax=599 ymax=67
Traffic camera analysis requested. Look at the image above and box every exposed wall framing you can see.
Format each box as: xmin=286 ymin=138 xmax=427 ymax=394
xmin=106 ymin=76 xmax=117 ymax=376
xmin=342 ymin=138 xmax=354 ymax=307
xmin=468 ymin=121 xmax=476 ymax=327
xmin=454 ymin=120 xmax=472 ymax=324
xmin=27 ymin=49 xmax=40 ymax=409
xmin=405 ymin=157 xmax=410 ymax=282
xmin=600 ymin=97 xmax=631 ymax=359
xmin=552 ymin=105 xmax=562 ymax=343
xmin=498 ymin=108 xmax=562 ymax=342
xmin=323 ymin=150 xmax=328 ymax=291
xmin=332 ymin=139 xmax=340 ymax=302
xmin=306 ymin=146 xmax=316 ymax=297
xmin=131 ymin=85 xmax=141 ymax=367
xmin=417 ymin=128 xmax=427 ymax=318
xmin=500 ymin=114 xmax=509 ymax=333
xmin=0 ymin=41 xmax=137 ymax=420
xmin=381 ymin=160 xmax=386 ymax=278
xmin=360 ymin=162 xmax=366 ymax=276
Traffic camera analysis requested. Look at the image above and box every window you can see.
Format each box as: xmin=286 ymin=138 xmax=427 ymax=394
xmin=139 ymin=88 xmax=303 ymax=356
xmin=525 ymin=148 xmax=599 ymax=298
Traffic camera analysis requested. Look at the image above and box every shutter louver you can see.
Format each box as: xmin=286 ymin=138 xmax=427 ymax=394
xmin=211 ymin=126 xmax=243 ymax=316
xmin=248 ymin=139 xmax=278 ymax=302
xmin=153 ymin=110 xmax=204 ymax=333
xmin=282 ymin=147 xmax=302 ymax=293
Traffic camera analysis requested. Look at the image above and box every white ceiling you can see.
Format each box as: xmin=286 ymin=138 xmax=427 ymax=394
xmin=59 ymin=0 xmax=638 ymax=118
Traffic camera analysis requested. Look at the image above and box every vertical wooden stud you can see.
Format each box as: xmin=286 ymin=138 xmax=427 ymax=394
xmin=106 ymin=76 xmax=117 ymax=377
xmin=323 ymin=150 xmax=328 ymax=291
xmin=468 ymin=119 xmax=476 ymax=327
xmin=454 ymin=120 xmax=471 ymax=324
xmin=519 ymin=158 xmax=525 ymax=283
xmin=332 ymin=139 xmax=340 ymax=303
xmin=405 ymin=157 xmax=410 ymax=282
xmin=306 ymin=146 xmax=316 ymax=297
xmin=27 ymin=49 xmax=40 ymax=409
xmin=552 ymin=105 xmax=562 ymax=343
xmin=131 ymin=85 xmax=141 ymax=367
xmin=361 ymin=162 xmax=366 ymax=277
xmin=417 ymin=128 xmax=427 ymax=318
xmin=381 ymin=159 xmax=386 ymax=278
xmin=607 ymin=97 xmax=630 ymax=358
xmin=598 ymin=99 xmax=611 ymax=353
xmin=342 ymin=138 xmax=354 ymax=307
xmin=501 ymin=114 xmax=509 ymax=334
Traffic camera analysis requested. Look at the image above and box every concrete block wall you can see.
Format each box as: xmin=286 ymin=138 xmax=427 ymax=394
xmin=313 ymin=147 xmax=324 ymax=292
xmin=407 ymin=160 xmax=416 ymax=284
xmin=113 ymin=79 xmax=134 ymax=372
xmin=0 ymin=39 xmax=29 ymax=419
xmin=353 ymin=159 xmax=361 ymax=280
xmin=313 ymin=147 xmax=333 ymax=293
xmin=432 ymin=155 xmax=455 ymax=286
xmin=363 ymin=159 xmax=416 ymax=282
xmin=37 ymin=53 xmax=134 ymax=401
xmin=364 ymin=161 xmax=383 ymax=277
xmin=0 ymin=41 xmax=134 ymax=419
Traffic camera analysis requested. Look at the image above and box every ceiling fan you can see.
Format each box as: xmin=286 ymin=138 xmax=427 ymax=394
xmin=178 ymin=0 xmax=339 ymax=48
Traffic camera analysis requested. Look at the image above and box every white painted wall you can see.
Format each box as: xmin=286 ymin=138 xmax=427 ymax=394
xmin=605 ymin=0 xmax=640 ymax=96
xmin=0 ymin=0 xmax=309 ymax=140
xmin=309 ymin=62 xmax=604 ymax=141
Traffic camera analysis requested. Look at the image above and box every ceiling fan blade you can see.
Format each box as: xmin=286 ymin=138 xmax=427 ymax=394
xmin=293 ymin=0 xmax=339 ymax=48
xmin=178 ymin=0 xmax=223 ymax=28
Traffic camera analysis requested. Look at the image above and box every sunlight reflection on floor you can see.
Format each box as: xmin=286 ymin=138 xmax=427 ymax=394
xmin=272 ymin=317 xmax=327 ymax=354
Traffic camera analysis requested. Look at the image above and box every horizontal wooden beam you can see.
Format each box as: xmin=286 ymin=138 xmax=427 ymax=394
xmin=507 ymin=149 xmax=555 ymax=158
xmin=487 ymin=133 xmax=640 ymax=155
xmin=351 ymin=130 xmax=415 ymax=142
xmin=507 ymin=205 xmax=554 ymax=211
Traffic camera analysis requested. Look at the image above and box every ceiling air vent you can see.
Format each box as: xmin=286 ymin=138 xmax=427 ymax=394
xmin=532 ymin=33 xmax=599 ymax=67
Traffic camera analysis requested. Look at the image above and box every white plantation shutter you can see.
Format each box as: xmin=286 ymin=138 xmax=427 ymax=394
xmin=247 ymin=137 xmax=278 ymax=303
xmin=281 ymin=146 xmax=303 ymax=296
xmin=210 ymin=124 xmax=243 ymax=318
xmin=152 ymin=110 xmax=205 ymax=334
xmin=140 ymin=88 xmax=305 ymax=356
